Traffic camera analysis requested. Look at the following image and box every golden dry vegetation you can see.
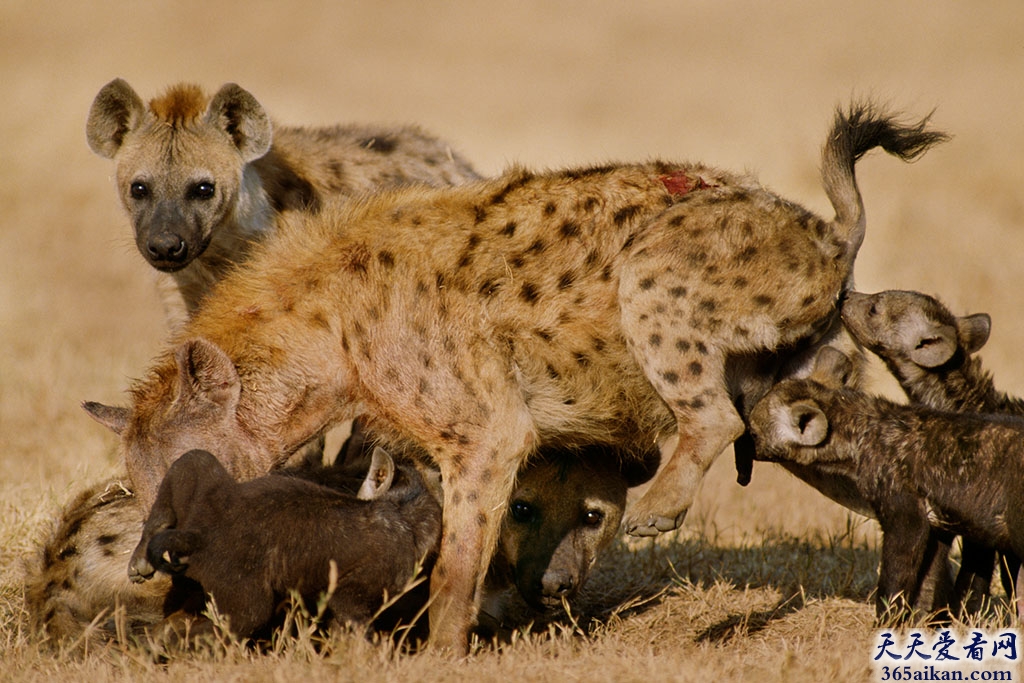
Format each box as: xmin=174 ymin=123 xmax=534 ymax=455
xmin=2 ymin=2 xmax=1023 ymax=681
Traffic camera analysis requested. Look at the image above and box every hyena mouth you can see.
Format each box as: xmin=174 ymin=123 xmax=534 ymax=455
xmin=144 ymin=233 xmax=211 ymax=272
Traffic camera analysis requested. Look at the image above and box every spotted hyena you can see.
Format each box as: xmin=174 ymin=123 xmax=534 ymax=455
xmin=748 ymin=347 xmax=1024 ymax=621
xmin=87 ymin=78 xmax=478 ymax=327
xmin=842 ymin=289 xmax=1022 ymax=613
xmin=85 ymin=102 xmax=946 ymax=650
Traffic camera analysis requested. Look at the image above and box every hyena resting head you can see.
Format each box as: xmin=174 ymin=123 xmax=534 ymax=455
xmin=86 ymin=78 xmax=478 ymax=323
xmin=85 ymin=102 xmax=946 ymax=651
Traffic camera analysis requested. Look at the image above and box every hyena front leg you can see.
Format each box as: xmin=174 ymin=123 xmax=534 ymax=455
xmin=426 ymin=399 xmax=536 ymax=653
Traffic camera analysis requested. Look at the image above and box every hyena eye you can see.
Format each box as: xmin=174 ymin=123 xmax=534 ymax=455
xmin=582 ymin=509 xmax=605 ymax=527
xmin=509 ymin=500 xmax=535 ymax=524
xmin=129 ymin=181 xmax=149 ymax=200
xmin=189 ymin=181 xmax=216 ymax=200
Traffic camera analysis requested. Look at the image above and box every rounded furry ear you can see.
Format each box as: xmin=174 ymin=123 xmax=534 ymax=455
xmin=86 ymin=78 xmax=147 ymax=158
xmin=782 ymin=401 xmax=829 ymax=447
xmin=174 ymin=338 xmax=240 ymax=413
xmin=205 ymin=83 xmax=272 ymax=162
xmin=810 ymin=346 xmax=853 ymax=387
xmin=358 ymin=446 xmax=396 ymax=500
xmin=908 ymin=323 xmax=958 ymax=368
xmin=958 ymin=313 xmax=992 ymax=355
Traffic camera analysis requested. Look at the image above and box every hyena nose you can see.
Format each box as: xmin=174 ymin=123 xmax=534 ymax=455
xmin=542 ymin=570 xmax=577 ymax=598
xmin=147 ymin=233 xmax=189 ymax=264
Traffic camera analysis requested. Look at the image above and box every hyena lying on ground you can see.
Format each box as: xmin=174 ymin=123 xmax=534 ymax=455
xmin=87 ymin=78 xmax=478 ymax=326
xmin=25 ymin=440 xmax=650 ymax=648
xmin=84 ymin=102 xmax=946 ymax=650
xmin=748 ymin=347 xmax=1024 ymax=621
xmin=842 ymin=289 xmax=1022 ymax=614
xmin=128 ymin=447 xmax=442 ymax=644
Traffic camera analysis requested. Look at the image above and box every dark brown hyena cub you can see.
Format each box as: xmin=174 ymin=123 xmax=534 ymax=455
xmin=748 ymin=346 xmax=1024 ymax=621
xmin=130 ymin=447 xmax=441 ymax=643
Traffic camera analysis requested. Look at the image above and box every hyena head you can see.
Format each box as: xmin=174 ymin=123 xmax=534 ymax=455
xmin=493 ymin=446 xmax=652 ymax=610
xmin=86 ymin=78 xmax=272 ymax=271
xmin=747 ymin=347 xmax=854 ymax=466
xmin=83 ymin=338 xmax=269 ymax=508
xmin=841 ymin=290 xmax=992 ymax=371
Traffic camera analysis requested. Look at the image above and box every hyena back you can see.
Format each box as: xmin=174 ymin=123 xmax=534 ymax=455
xmin=86 ymin=102 xmax=946 ymax=650
xmin=87 ymin=78 xmax=478 ymax=325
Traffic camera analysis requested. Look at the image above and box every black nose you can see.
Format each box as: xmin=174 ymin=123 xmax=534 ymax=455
xmin=147 ymin=233 xmax=188 ymax=263
xmin=542 ymin=571 xmax=577 ymax=598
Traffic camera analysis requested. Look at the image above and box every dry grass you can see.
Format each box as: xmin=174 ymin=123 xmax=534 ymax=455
xmin=3 ymin=1 xmax=1024 ymax=680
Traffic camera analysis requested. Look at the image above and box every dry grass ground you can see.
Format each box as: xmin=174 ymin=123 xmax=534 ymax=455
xmin=2 ymin=1 xmax=1023 ymax=680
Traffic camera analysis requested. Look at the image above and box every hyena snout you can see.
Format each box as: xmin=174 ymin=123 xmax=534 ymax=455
xmin=137 ymin=201 xmax=208 ymax=271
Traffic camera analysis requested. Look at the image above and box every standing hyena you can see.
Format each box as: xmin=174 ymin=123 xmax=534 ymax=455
xmin=842 ymin=289 xmax=1021 ymax=613
xmin=87 ymin=78 xmax=478 ymax=326
xmin=747 ymin=347 xmax=1024 ymax=621
xmin=85 ymin=102 xmax=946 ymax=650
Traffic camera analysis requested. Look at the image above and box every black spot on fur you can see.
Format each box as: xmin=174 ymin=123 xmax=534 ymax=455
xmin=737 ymin=246 xmax=758 ymax=263
xmin=526 ymin=239 xmax=546 ymax=254
xmin=639 ymin=277 xmax=656 ymax=291
xmin=473 ymin=205 xmax=487 ymax=224
xmin=669 ymin=286 xmax=687 ymax=298
xmin=695 ymin=342 xmax=708 ymax=354
xmin=688 ymin=361 xmax=703 ymax=376
xmin=753 ymin=294 xmax=773 ymax=307
xmin=558 ymin=271 xmax=575 ymax=290
xmin=96 ymin=534 xmax=119 ymax=546
xmin=732 ymin=276 xmax=748 ymax=288
xmin=601 ymin=265 xmax=612 ymax=281
xmin=479 ymin=279 xmax=500 ymax=296
xmin=360 ymin=135 xmax=397 ymax=153
xmin=699 ymin=299 xmax=717 ymax=313
xmin=502 ymin=221 xmax=517 ymax=237
xmin=377 ymin=250 xmax=395 ymax=268
xmin=520 ymin=282 xmax=540 ymax=304
xmin=669 ymin=214 xmax=686 ymax=227
xmin=649 ymin=333 xmax=662 ymax=347
xmin=544 ymin=202 xmax=557 ymax=216
xmin=676 ymin=339 xmax=690 ymax=352
xmin=573 ymin=352 xmax=590 ymax=367
xmin=661 ymin=371 xmax=679 ymax=385
xmin=614 ymin=204 xmax=642 ymax=227
xmin=560 ymin=221 xmax=581 ymax=239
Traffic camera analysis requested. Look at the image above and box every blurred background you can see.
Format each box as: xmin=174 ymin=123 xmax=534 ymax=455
xmin=2 ymin=0 xmax=1022 ymax=539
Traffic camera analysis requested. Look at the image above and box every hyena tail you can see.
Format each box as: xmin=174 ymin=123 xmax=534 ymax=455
xmin=820 ymin=100 xmax=949 ymax=266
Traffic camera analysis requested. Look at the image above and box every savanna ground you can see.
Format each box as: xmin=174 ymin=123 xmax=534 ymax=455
xmin=2 ymin=2 xmax=1023 ymax=681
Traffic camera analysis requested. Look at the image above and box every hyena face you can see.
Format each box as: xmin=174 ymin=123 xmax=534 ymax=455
xmin=87 ymin=80 xmax=272 ymax=271
xmin=495 ymin=450 xmax=629 ymax=610
xmin=841 ymin=290 xmax=991 ymax=371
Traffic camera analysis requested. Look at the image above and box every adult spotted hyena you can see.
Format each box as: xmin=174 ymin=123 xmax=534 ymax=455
xmin=87 ymin=78 xmax=478 ymax=326
xmin=85 ymin=102 xmax=946 ymax=650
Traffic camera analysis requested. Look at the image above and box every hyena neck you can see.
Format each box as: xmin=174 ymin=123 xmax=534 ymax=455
xmin=891 ymin=353 xmax=1014 ymax=415
xmin=175 ymin=164 xmax=277 ymax=315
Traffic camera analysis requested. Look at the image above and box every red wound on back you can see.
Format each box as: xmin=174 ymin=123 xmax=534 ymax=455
xmin=659 ymin=172 xmax=711 ymax=196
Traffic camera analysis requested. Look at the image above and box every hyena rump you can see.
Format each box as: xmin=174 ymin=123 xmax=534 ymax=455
xmin=87 ymin=78 xmax=478 ymax=326
xmin=85 ymin=102 xmax=946 ymax=650
xmin=748 ymin=347 xmax=1024 ymax=621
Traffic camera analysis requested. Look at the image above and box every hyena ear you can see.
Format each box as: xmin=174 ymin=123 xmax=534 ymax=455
xmin=174 ymin=338 xmax=241 ymax=413
xmin=958 ymin=313 xmax=992 ymax=356
xmin=780 ymin=401 xmax=829 ymax=447
xmin=358 ymin=446 xmax=396 ymax=500
xmin=908 ymin=322 xmax=958 ymax=369
xmin=205 ymin=83 xmax=272 ymax=163
xmin=810 ymin=346 xmax=853 ymax=388
xmin=82 ymin=401 xmax=130 ymax=435
xmin=86 ymin=78 xmax=147 ymax=159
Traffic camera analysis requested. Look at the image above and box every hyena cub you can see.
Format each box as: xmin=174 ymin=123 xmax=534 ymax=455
xmin=748 ymin=347 xmax=1024 ymax=621
xmin=87 ymin=78 xmax=478 ymax=325
xmin=842 ymin=289 xmax=1022 ymax=612
xmin=85 ymin=102 xmax=946 ymax=650
xmin=129 ymin=447 xmax=441 ymax=643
